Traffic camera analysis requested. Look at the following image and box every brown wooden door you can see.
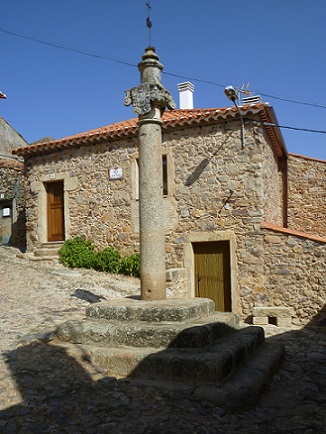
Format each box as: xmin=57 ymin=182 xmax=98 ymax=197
xmin=193 ymin=241 xmax=231 ymax=312
xmin=46 ymin=181 xmax=64 ymax=242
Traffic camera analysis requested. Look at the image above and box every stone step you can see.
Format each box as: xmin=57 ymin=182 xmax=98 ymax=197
xmin=119 ymin=340 xmax=285 ymax=411
xmin=56 ymin=312 xmax=238 ymax=349
xmin=34 ymin=242 xmax=63 ymax=257
xmin=29 ymin=255 xmax=60 ymax=263
xmin=54 ymin=297 xmax=283 ymax=410
xmin=72 ymin=326 xmax=265 ymax=382
xmin=131 ymin=327 xmax=265 ymax=383
xmin=86 ymin=297 xmax=216 ymax=323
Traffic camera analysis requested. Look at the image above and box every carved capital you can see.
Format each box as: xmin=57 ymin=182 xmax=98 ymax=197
xmin=124 ymin=82 xmax=175 ymax=116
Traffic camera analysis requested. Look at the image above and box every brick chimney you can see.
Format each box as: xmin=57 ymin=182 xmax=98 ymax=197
xmin=178 ymin=82 xmax=194 ymax=109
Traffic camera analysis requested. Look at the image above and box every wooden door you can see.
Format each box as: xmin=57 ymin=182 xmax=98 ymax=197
xmin=193 ymin=241 xmax=231 ymax=312
xmin=46 ymin=181 xmax=64 ymax=242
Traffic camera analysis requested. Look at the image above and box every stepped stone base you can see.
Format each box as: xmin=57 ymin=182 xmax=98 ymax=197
xmin=56 ymin=297 xmax=284 ymax=410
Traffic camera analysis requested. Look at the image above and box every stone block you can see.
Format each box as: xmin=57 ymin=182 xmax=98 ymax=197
xmin=252 ymin=316 xmax=269 ymax=325
xmin=252 ymin=306 xmax=292 ymax=327
xmin=253 ymin=307 xmax=291 ymax=318
xmin=277 ymin=317 xmax=292 ymax=327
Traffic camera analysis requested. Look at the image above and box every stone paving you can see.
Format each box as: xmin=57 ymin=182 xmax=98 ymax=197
xmin=0 ymin=246 xmax=325 ymax=433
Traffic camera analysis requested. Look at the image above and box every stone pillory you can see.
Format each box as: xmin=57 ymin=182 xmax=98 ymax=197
xmin=124 ymin=47 xmax=176 ymax=301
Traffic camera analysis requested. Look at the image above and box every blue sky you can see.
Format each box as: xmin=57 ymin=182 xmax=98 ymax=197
xmin=1 ymin=1 xmax=326 ymax=160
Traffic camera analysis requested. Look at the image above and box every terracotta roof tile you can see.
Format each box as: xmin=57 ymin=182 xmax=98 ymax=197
xmin=0 ymin=157 xmax=24 ymax=170
xmin=12 ymin=103 xmax=286 ymax=158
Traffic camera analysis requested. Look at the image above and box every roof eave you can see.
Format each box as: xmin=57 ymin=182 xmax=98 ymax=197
xmin=12 ymin=104 xmax=286 ymax=159
xmin=258 ymin=106 xmax=288 ymax=159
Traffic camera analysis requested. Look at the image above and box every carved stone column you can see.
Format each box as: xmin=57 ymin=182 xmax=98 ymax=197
xmin=124 ymin=46 xmax=175 ymax=301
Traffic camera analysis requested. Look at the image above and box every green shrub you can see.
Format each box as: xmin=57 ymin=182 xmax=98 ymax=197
xmin=59 ymin=236 xmax=95 ymax=268
xmin=120 ymin=253 xmax=140 ymax=278
xmin=59 ymin=237 xmax=140 ymax=278
xmin=91 ymin=246 xmax=121 ymax=273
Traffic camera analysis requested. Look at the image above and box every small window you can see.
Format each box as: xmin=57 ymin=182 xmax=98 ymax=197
xmin=162 ymin=154 xmax=168 ymax=196
xmin=134 ymin=154 xmax=170 ymax=199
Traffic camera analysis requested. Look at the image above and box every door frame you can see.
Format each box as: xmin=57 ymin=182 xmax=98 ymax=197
xmin=184 ymin=230 xmax=241 ymax=314
xmin=30 ymin=172 xmax=77 ymax=246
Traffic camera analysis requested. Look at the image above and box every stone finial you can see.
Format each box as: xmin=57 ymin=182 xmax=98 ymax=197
xmin=138 ymin=46 xmax=163 ymax=84
xmin=124 ymin=46 xmax=175 ymax=116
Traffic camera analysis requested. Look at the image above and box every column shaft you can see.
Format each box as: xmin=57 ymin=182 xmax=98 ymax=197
xmin=138 ymin=114 xmax=166 ymax=300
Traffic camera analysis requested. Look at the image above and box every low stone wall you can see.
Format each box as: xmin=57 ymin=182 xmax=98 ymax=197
xmin=261 ymin=225 xmax=325 ymax=326
xmin=287 ymin=154 xmax=326 ymax=237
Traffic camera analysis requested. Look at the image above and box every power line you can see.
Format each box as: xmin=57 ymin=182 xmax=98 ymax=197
xmin=1 ymin=26 xmax=326 ymax=110
xmin=245 ymin=118 xmax=326 ymax=135
xmin=248 ymin=92 xmax=326 ymax=110
xmin=0 ymin=27 xmax=138 ymax=68
xmin=163 ymin=70 xmax=326 ymax=110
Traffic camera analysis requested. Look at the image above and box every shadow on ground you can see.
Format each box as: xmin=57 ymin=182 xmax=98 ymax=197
xmin=1 ymin=341 xmax=156 ymax=433
xmin=1 ymin=322 xmax=325 ymax=433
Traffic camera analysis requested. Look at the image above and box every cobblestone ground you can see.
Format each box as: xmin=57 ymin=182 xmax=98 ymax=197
xmin=0 ymin=246 xmax=325 ymax=434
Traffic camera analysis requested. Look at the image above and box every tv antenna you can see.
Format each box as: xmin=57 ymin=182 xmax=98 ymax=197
xmin=146 ymin=1 xmax=153 ymax=45
xmin=236 ymin=83 xmax=251 ymax=105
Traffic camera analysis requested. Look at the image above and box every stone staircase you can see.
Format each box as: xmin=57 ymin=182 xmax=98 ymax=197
xmin=31 ymin=242 xmax=64 ymax=261
xmin=56 ymin=297 xmax=284 ymax=410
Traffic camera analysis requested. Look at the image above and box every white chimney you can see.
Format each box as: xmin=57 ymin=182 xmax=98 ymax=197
xmin=178 ymin=82 xmax=194 ymax=109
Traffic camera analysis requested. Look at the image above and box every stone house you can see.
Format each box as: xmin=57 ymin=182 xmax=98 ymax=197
xmin=0 ymin=117 xmax=28 ymax=248
xmin=12 ymin=102 xmax=325 ymax=325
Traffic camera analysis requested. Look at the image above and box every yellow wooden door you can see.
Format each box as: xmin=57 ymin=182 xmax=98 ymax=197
xmin=47 ymin=181 xmax=64 ymax=242
xmin=194 ymin=241 xmax=231 ymax=312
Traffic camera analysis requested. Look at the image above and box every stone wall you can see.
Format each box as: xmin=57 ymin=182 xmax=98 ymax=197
xmin=0 ymin=158 xmax=26 ymax=248
xmin=25 ymin=139 xmax=139 ymax=253
xmin=0 ymin=117 xmax=28 ymax=154
xmin=260 ymin=225 xmax=325 ymax=326
xmin=26 ymin=120 xmax=282 ymax=255
xmin=261 ymin=127 xmax=286 ymax=226
xmin=287 ymin=154 xmax=326 ymax=237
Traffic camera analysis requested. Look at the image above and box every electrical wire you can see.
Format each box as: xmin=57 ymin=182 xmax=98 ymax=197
xmin=162 ymin=70 xmax=326 ymax=109
xmin=0 ymin=27 xmax=138 ymax=68
xmin=245 ymin=118 xmax=326 ymax=135
xmin=1 ymin=27 xmax=326 ymax=111
xmin=246 ymin=92 xmax=326 ymax=110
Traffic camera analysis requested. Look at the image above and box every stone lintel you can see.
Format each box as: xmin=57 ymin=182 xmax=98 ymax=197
xmin=252 ymin=307 xmax=291 ymax=317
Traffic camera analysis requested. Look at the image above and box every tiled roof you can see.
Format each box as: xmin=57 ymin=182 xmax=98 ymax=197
xmin=0 ymin=157 xmax=24 ymax=170
xmin=12 ymin=103 xmax=287 ymax=158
